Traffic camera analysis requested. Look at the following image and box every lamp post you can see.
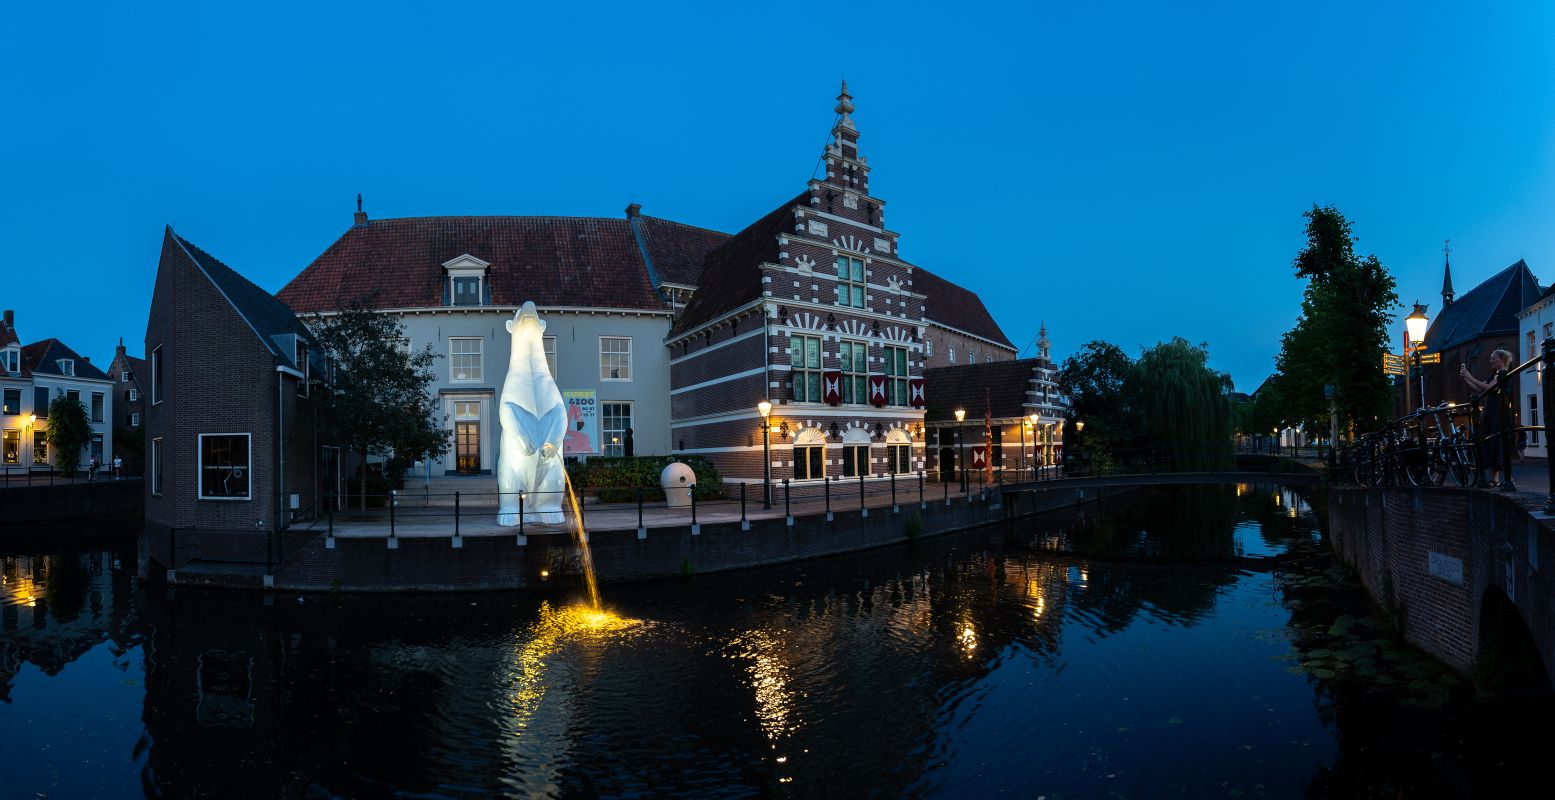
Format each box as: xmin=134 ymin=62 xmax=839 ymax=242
xmin=1029 ymin=414 xmax=1040 ymax=478
xmin=1019 ymin=413 xmax=1028 ymax=480
xmin=757 ymin=400 xmax=773 ymax=509
xmin=955 ymin=408 xmax=967 ymax=493
xmin=1404 ymin=302 xmax=1430 ymax=411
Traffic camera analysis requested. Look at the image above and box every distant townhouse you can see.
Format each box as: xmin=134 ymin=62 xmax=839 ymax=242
xmin=143 ymin=228 xmax=325 ymax=541
xmin=106 ymin=338 xmax=147 ymax=469
xmin=0 ymin=309 xmax=114 ymax=474
xmin=1517 ymin=282 xmax=1555 ymax=459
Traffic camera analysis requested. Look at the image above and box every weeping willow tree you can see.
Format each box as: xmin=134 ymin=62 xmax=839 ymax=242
xmin=1125 ymin=338 xmax=1235 ymax=468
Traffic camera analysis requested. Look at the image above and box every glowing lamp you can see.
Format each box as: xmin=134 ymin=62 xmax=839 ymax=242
xmin=1405 ymin=302 xmax=1429 ymax=348
xmin=954 ymin=408 xmax=966 ymax=423
xmin=1075 ymin=420 xmax=1085 ymax=433
xmin=757 ymin=400 xmax=772 ymax=418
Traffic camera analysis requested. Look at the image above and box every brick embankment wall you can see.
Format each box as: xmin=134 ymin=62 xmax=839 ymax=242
xmin=183 ymin=483 xmax=1137 ymax=593
xmin=1328 ymin=486 xmax=1555 ymax=683
xmin=0 ymin=479 xmax=143 ymax=526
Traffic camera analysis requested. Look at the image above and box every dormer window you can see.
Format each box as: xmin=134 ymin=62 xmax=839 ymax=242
xmin=296 ymin=340 xmax=310 ymax=397
xmin=443 ymin=254 xmax=491 ymax=307
xmin=0 ymin=349 xmax=17 ymax=373
xmin=58 ymin=359 xmax=74 ymax=376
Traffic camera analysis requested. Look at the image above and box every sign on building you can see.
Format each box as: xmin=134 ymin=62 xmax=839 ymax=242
xmin=563 ymin=390 xmax=598 ymax=455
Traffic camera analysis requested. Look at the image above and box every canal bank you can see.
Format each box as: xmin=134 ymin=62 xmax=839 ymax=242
xmin=0 ymin=478 xmax=143 ymax=527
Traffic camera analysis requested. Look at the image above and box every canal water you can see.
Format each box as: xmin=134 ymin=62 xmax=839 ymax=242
xmin=0 ymin=486 xmax=1545 ymax=798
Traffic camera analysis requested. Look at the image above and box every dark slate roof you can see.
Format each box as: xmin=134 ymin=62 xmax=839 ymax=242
xmin=0 ymin=318 xmax=17 ymax=349
xmin=670 ymin=192 xmax=808 ymax=336
xmin=633 ymin=214 xmax=729 ymax=287
xmin=20 ymin=339 xmax=111 ymax=381
xmin=170 ymin=229 xmax=313 ymax=367
xmin=923 ymin=358 xmax=1039 ymax=422
xmin=912 ymin=267 xmax=1014 ymax=348
xmin=278 ymin=217 xmax=665 ymax=313
xmin=1422 ymin=259 xmax=1541 ymax=353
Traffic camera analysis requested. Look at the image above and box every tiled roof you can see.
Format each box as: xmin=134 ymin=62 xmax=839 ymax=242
xmin=923 ymin=358 xmax=1040 ymax=422
xmin=278 ymin=217 xmax=665 ymax=313
xmin=633 ymin=214 xmax=729 ymax=287
xmin=170 ymin=229 xmax=314 ymax=367
xmin=912 ymin=267 xmax=1014 ymax=348
xmin=0 ymin=319 xmax=17 ymax=349
xmin=1422 ymin=259 xmax=1541 ymax=353
xmin=670 ymin=192 xmax=808 ymax=336
xmin=21 ymin=339 xmax=111 ymax=381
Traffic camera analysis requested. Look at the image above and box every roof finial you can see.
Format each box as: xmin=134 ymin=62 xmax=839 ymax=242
xmin=1441 ymin=238 xmax=1455 ymax=307
xmin=357 ymin=193 xmax=363 ymax=213
xmin=354 ymin=193 xmax=368 ymax=226
xmin=835 ymin=80 xmax=854 ymax=118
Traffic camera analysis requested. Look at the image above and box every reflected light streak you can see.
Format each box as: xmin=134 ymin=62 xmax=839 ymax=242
xmin=958 ymin=620 xmax=978 ymax=658
xmin=731 ymin=629 xmax=798 ymax=741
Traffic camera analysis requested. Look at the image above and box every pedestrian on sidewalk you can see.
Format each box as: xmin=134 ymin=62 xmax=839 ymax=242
xmin=1461 ymin=348 xmax=1514 ymax=486
xmin=113 ymin=455 xmax=123 ymax=479
xmin=87 ymin=454 xmax=100 ymax=483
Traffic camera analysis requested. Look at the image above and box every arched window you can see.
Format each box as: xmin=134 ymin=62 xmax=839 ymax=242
xmin=793 ymin=427 xmax=826 ymax=480
xmin=885 ymin=428 xmax=912 ymax=474
xmin=842 ymin=427 xmax=872 ymax=477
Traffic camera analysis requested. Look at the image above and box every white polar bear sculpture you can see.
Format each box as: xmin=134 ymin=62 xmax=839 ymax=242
xmin=497 ymin=302 xmax=569 ymax=525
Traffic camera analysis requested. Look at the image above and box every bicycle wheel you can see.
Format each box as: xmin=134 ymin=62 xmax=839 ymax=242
xmin=1446 ymin=437 xmax=1476 ymax=487
xmin=1425 ymin=443 xmax=1448 ymax=486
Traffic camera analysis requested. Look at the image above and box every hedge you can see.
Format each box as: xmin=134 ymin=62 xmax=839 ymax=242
xmin=565 ymin=455 xmax=726 ymax=502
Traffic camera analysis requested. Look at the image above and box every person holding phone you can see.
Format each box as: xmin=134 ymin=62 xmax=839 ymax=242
xmin=1460 ymin=349 xmax=1514 ymax=486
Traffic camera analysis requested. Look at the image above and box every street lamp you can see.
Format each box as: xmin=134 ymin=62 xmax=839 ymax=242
xmin=1019 ymin=413 xmax=1029 ymax=480
xmin=1405 ymin=302 xmax=1430 ymax=411
xmin=954 ymin=407 xmax=967 ymax=493
xmin=757 ymin=400 xmax=773 ymax=509
xmin=1029 ymin=414 xmax=1040 ymax=478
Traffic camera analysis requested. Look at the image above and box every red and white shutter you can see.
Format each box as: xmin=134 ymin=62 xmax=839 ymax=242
xmin=971 ymin=445 xmax=988 ymax=469
xmin=823 ymin=370 xmax=843 ymax=405
xmin=909 ymin=378 xmax=926 ymax=407
xmin=868 ymin=374 xmax=887 ymax=407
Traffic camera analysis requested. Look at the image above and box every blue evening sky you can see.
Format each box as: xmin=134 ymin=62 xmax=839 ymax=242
xmin=4 ymin=2 xmax=1554 ymax=392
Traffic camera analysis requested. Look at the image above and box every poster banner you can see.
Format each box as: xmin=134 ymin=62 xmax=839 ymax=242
xmin=563 ymin=390 xmax=599 ymax=455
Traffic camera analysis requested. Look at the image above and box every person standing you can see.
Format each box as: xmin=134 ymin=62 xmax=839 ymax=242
xmin=1460 ymin=348 xmax=1514 ymax=486
xmin=113 ymin=455 xmax=123 ymax=480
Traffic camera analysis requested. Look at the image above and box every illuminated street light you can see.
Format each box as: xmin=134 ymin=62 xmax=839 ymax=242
xmin=757 ymin=400 xmax=773 ymax=509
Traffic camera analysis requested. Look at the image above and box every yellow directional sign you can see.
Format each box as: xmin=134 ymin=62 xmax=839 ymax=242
xmin=1418 ymin=352 xmax=1441 ymax=365
xmin=1382 ymin=354 xmax=1405 ymax=376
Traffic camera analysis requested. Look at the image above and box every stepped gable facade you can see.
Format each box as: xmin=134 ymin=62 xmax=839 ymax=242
xmin=667 ymin=84 xmax=1016 ymax=482
xmin=144 ymin=228 xmax=325 ymax=541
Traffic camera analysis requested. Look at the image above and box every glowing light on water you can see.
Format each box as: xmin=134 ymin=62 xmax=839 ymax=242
xmin=730 ymin=629 xmax=798 ymax=741
xmin=958 ymin=621 xmax=978 ymax=658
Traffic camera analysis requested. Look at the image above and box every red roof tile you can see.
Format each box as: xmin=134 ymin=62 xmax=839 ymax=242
xmin=278 ymin=217 xmax=666 ymax=313
xmin=633 ymin=214 xmax=730 ymax=287
xmin=670 ymin=193 xmax=808 ymax=336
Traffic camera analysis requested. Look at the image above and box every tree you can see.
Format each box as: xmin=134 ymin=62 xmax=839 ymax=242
xmin=1127 ymin=338 xmax=1235 ymax=467
xmin=1271 ymin=205 xmax=1399 ymax=436
xmin=307 ymin=303 xmax=449 ymax=510
xmin=45 ymin=394 xmax=92 ymax=476
xmin=1058 ymin=340 xmax=1134 ymax=451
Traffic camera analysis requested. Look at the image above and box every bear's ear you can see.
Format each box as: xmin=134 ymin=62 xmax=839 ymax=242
xmin=538 ymin=320 xmax=547 ymax=333
xmin=505 ymin=319 xmax=514 ymax=333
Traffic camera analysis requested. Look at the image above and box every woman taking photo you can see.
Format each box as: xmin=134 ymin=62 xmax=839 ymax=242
xmin=1460 ymin=348 xmax=1514 ymax=486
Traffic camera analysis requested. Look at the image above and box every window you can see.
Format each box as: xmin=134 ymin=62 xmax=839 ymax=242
xmin=790 ymin=335 xmax=823 ymax=403
xmin=842 ymin=444 xmax=871 ymax=477
xmin=90 ymin=434 xmax=103 ymax=465
xmin=198 ymin=433 xmax=251 ymax=500
xmin=1546 ymin=322 xmax=1554 ymax=340
xmin=969 ymin=348 xmax=977 ymax=365
xmin=602 ymin=402 xmax=632 ymax=457
xmin=58 ymin=359 xmax=74 ymax=376
xmin=151 ymin=345 xmax=163 ymax=405
xmin=1532 ymin=395 xmax=1541 ymax=446
xmin=33 ymin=388 xmax=48 ymax=419
xmin=451 ymin=275 xmax=482 ymax=306
xmin=839 ymin=340 xmax=868 ymax=403
xmin=794 ymin=444 xmax=824 ymax=480
xmin=131 ymin=412 xmax=140 ymax=427
xmin=67 ymin=390 xmax=80 ymax=405
xmin=450 ymin=338 xmax=483 ymax=382
xmin=0 ymin=349 xmax=17 ymax=372
xmin=2 ymin=430 xmax=17 ymax=464
xmin=91 ymin=393 xmax=103 ymax=423
xmin=33 ymin=431 xmax=47 ymax=465
xmin=883 ymin=345 xmax=909 ymax=406
xmin=121 ymin=371 xmax=130 ymax=383
xmin=296 ymin=340 xmax=310 ymax=397
xmin=544 ymin=336 xmax=558 ymax=381
xmin=835 ymin=255 xmax=866 ymax=309
xmin=887 ymin=443 xmax=911 ymax=474
xmin=600 ymin=337 xmax=632 ymax=381
xmin=1530 ymin=331 xmax=1538 ymax=360
xmin=949 ymin=345 xmax=956 ymax=364
xmin=2 ymin=389 xmax=17 ymax=416
xmin=925 ymin=339 xmax=933 ymax=357
xmin=129 ymin=388 xmax=137 ymax=403
xmin=151 ymin=437 xmax=163 ymax=495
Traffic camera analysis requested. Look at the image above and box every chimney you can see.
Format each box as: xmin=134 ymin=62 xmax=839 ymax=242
xmin=115 ymin=337 xmax=126 ymax=358
xmin=2 ymin=309 xmax=12 ymax=328
xmin=354 ymin=193 xmax=368 ymax=226
xmin=625 ymin=203 xmax=642 ymax=218
xmin=81 ymin=356 xmax=90 ymax=364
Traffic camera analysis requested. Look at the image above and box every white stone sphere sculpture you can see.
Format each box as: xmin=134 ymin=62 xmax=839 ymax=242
xmin=497 ymin=302 xmax=568 ymax=525
xmin=660 ymin=462 xmax=696 ymax=508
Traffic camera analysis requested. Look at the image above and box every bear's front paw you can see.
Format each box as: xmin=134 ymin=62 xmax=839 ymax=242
xmin=497 ymin=512 xmax=518 ymax=526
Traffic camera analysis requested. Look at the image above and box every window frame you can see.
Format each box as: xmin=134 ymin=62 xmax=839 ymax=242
xmin=793 ymin=444 xmax=825 ymax=480
xmin=887 ymin=443 xmax=912 ymax=474
xmin=0 ymin=349 xmax=17 ymax=373
xmin=449 ymin=337 xmax=484 ymax=383
xmin=839 ymin=339 xmax=868 ymax=404
xmin=91 ymin=392 xmax=104 ymax=423
xmin=2 ymin=429 xmax=18 ymax=464
xmin=58 ymin=359 xmax=74 ymax=376
xmin=599 ymin=336 xmax=633 ymax=382
xmin=883 ymin=345 xmax=909 ymax=406
xmin=131 ymin=412 xmax=140 ymax=428
xmin=834 ymin=255 xmax=866 ymax=309
xmin=129 ymin=388 xmax=137 ymax=403
xmin=544 ymin=336 xmax=558 ymax=382
xmin=151 ymin=345 xmax=164 ymax=405
xmin=150 ymin=437 xmax=163 ymax=495
xmin=841 ymin=443 xmax=871 ymax=478
xmin=790 ymin=334 xmax=823 ymax=403
xmin=121 ymin=370 xmax=130 ymax=383
xmin=1 ymin=388 xmax=18 ymax=416
xmin=33 ymin=430 xmax=48 ymax=465
xmin=296 ymin=340 xmax=310 ymax=397
xmin=197 ymin=432 xmax=252 ymax=501
xmin=449 ymin=274 xmax=484 ymax=307
xmin=601 ymin=401 xmax=633 ymax=457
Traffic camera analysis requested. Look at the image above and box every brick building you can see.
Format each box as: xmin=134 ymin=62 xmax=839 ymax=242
xmin=667 ymin=84 xmax=1017 ymax=485
xmin=0 ymin=309 xmax=114 ymax=474
xmin=143 ymin=228 xmax=326 ymax=540
xmin=105 ymin=339 xmax=147 ymax=470
xmin=1413 ymin=257 xmax=1540 ymax=416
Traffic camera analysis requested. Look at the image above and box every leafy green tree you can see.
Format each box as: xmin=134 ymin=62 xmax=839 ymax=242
xmin=1128 ymin=338 xmax=1235 ymax=467
xmin=307 ymin=303 xmax=449 ymax=509
xmin=1058 ymin=340 xmax=1133 ymax=452
xmin=1272 ymin=205 xmax=1399 ymax=435
xmin=45 ymin=395 xmax=92 ymax=476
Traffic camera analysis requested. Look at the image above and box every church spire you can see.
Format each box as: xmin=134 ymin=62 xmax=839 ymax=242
xmin=1441 ymin=239 xmax=1455 ymax=307
xmin=822 ymin=81 xmax=871 ymax=196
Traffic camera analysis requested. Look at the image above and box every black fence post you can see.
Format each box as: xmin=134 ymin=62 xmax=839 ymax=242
xmin=825 ymin=475 xmax=832 ymax=516
xmin=454 ymin=491 xmax=461 ymax=538
xmin=690 ymin=484 xmax=698 ymax=527
xmin=891 ymin=471 xmax=897 ymax=508
xmin=637 ymin=486 xmax=644 ymax=531
xmin=784 ymin=477 xmax=791 ymax=520
xmin=741 ymin=482 xmax=748 ymax=524
xmin=918 ymin=469 xmax=925 ymax=506
xmin=1500 ymin=369 xmax=1518 ymax=493
xmin=519 ymin=491 xmax=525 ymax=538
xmin=859 ymin=472 xmax=866 ymax=514
xmin=389 ymin=490 xmax=397 ymax=538
xmin=1543 ymin=338 xmax=1555 ymax=513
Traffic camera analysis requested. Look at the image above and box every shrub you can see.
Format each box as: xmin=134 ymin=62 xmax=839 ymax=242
xmin=566 ymin=456 xmax=726 ymax=501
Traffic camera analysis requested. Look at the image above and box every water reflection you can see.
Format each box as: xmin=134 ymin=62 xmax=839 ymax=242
xmin=0 ymin=487 xmax=1544 ymax=797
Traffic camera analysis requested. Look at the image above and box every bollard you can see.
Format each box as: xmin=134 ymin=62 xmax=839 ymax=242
xmin=519 ymin=491 xmax=525 ymax=537
xmin=859 ymin=472 xmax=867 ymax=517
xmin=825 ymin=476 xmax=832 ymax=521
xmin=690 ymin=484 xmax=700 ymax=535
xmin=637 ymin=486 xmax=647 ymax=540
xmin=919 ymin=469 xmax=925 ymax=509
xmin=784 ymin=477 xmax=793 ymax=526
xmin=741 ymin=483 xmax=750 ymax=531
xmin=454 ymin=491 xmax=461 ymax=537
xmin=389 ymin=490 xmax=397 ymax=537
xmin=891 ymin=471 xmax=897 ymax=510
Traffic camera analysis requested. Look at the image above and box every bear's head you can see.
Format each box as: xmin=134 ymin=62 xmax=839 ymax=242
xmin=505 ymin=301 xmax=546 ymax=338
